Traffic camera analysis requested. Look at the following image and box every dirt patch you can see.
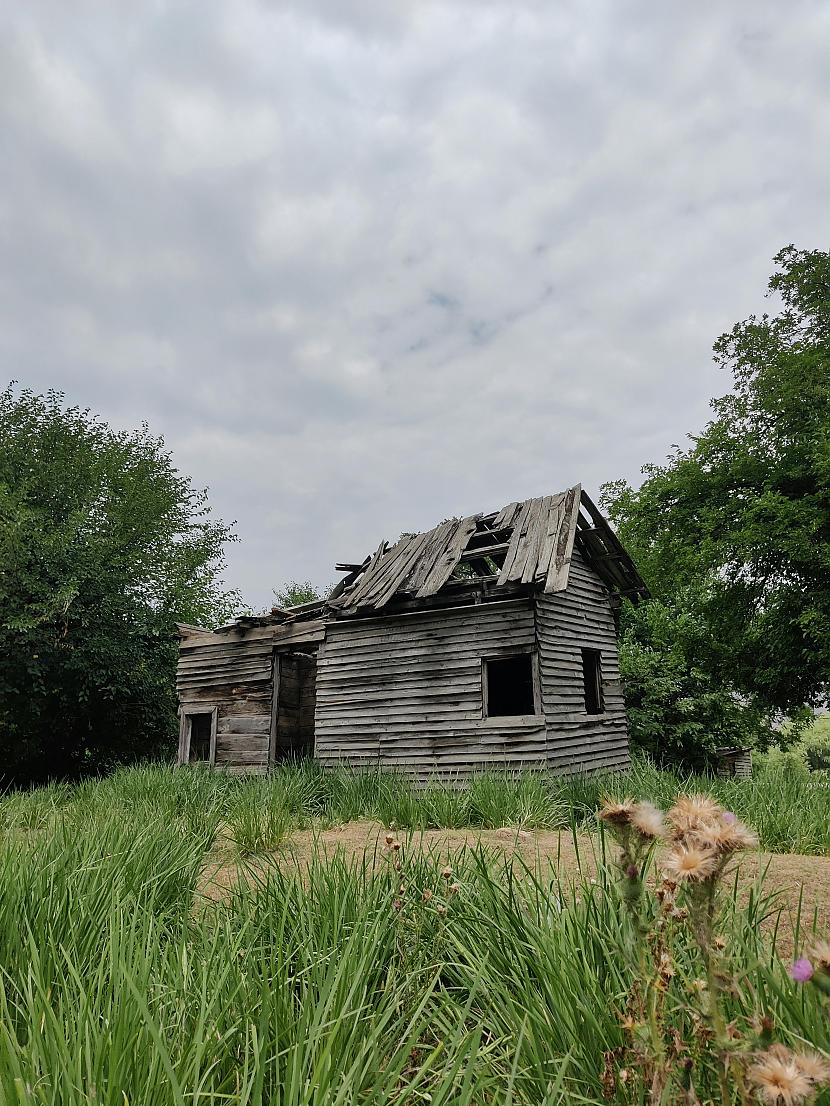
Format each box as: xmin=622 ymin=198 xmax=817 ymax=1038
xmin=198 ymin=820 xmax=830 ymax=957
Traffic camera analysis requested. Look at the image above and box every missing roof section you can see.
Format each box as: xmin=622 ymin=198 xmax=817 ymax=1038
xmin=330 ymin=485 xmax=649 ymax=614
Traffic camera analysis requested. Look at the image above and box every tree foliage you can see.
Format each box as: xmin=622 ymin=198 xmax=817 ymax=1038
xmin=0 ymin=385 xmax=240 ymax=782
xmin=272 ymin=581 xmax=325 ymax=608
xmin=616 ymin=594 xmax=771 ymax=768
xmin=604 ymin=246 xmax=830 ymax=758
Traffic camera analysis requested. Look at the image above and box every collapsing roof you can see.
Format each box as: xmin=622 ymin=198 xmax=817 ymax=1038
xmin=328 ymin=485 xmax=648 ymax=614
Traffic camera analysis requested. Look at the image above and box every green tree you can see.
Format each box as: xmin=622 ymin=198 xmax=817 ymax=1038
xmin=0 ymin=385 xmax=240 ymax=782
xmin=617 ymin=594 xmax=771 ymax=767
xmin=273 ymin=581 xmax=325 ymax=607
xmin=604 ymin=245 xmax=830 ymax=724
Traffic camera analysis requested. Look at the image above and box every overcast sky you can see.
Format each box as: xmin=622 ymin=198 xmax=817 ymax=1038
xmin=2 ymin=1 xmax=829 ymax=609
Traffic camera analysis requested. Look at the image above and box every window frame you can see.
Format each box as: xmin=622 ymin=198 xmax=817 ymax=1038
xmin=481 ymin=648 xmax=542 ymax=722
xmin=178 ymin=705 xmax=218 ymax=765
xmin=580 ymin=648 xmax=605 ymax=715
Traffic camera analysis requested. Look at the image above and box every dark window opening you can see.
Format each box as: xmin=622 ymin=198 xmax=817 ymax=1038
xmin=485 ymin=654 xmax=536 ymax=717
xmin=581 ymin=649 xmax=604 ymax=714
xmin=188 ymin=713 xmax=213 ymax=762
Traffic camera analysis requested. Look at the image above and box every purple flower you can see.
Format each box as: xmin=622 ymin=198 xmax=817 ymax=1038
xmin=789 ymin=958 xmax=814 ymax=983
xmin=722 ymin=812 xmax=737 ymax=825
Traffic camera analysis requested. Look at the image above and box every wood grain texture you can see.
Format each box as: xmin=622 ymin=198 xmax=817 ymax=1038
xmin=314 ymin=599 xmax=547 ymax=779
xmin=415 ymin=515 xmax=481 ymax=598
xmin=536 ymin=548 xmax=630 ymax=773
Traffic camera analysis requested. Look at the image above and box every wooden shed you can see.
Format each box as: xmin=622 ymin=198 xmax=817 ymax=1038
xmin=176 ymin=486 xmax=648 ymax=781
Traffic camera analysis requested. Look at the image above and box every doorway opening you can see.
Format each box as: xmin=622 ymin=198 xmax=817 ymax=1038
xmin=270 ymin=651 xmax=318 ymax=761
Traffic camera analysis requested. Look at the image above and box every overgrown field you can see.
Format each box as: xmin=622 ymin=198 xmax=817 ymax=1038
xmin=7 ymin=757 xmax=830 ymax=855
xmin=2 ymin=762 xmax=829 ymax=1104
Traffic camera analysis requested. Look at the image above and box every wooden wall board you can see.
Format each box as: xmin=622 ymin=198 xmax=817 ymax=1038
xmin=535 ymin=548 xmax=630 ymax=774
xmin=314 ymin=598 xmax=551 ymax=780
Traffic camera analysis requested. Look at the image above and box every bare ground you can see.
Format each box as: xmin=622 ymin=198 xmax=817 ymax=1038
xmin=198 ymin=820 xmax=830 ymax=958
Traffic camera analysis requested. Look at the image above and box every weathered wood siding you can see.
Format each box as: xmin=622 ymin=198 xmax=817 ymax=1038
xmin=535 ymin=549 xmax=630 ymax=773
xmin=314 ymin=599 xmax=547 ymax=780
xmin=176 ymin=620 xmax=326 ymax=773
xmin=177 ymin=638 xmax=273 ymax=772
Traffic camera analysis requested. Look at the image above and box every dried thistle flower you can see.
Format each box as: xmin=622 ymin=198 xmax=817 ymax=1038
xmin=748 ymin=1047 xmax=815 ymax=1104
xmin=693 ymin=815 xmax=758 ymax=854
xmin=599 ymin=798 xmax=637 ymax=828
xmin=435 ymin=904 xmax=447 ymax=916
xmin=662 ymin=843 xmax=719 ymax=883
xmin=441 ymin=866 xmax=453 ymax=880
xmin=667 ymin=794 xmax=723 ymax=836
xmin=421 ymin=888 xmax=433 ymax=903
xmin=658 ymin=951 xmax=675 ymax=980
xmin=384 ymin=832 xmax=395 ymax=846
xmin=449 ymin=882 xmax=461 ymax=895
xmin=809 ymin=940 xmax=830 ymax=971
xmin=793 ymin=1051 xmax=830 ymax=1087
xmin=629 ymin=801 xmax=665 ymax=840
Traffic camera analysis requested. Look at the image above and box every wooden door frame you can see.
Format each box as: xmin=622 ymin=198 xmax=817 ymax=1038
xmin=177 ymin=705 xmax=218 ymax=766
xmin=268 ymin=651 xmax=282 ymax=764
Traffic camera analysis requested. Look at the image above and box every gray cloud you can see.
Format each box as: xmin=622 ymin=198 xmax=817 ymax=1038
xmin=2 ymin=0 xmax=829 ymax=607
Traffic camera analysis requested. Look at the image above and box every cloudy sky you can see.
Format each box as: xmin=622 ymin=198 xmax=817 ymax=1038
xmin=2 ymin=1 xmax=829 ymax=609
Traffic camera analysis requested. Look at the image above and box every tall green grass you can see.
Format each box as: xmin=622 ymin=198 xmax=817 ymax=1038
xmin=6 ymin=756 xmax=829 ymax=854
xmin=0 ymin=797 xmax=827 ymax=1104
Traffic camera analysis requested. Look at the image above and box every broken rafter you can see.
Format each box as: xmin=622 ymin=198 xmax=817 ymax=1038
xmin=327 ymin=484 xmax=646 ymax=612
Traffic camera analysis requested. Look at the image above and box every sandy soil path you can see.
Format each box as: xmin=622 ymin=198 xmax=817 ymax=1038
xmin=199 ymin=820 xmax=830 ymax=957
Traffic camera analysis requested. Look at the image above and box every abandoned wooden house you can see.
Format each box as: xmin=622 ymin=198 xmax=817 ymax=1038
xmin=176 ymin=485 xmax=648 ymax=781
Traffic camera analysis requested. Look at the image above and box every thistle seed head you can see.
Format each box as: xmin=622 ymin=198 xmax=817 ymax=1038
xmin=599 ymin=798 xmax=637 ymax=827
xmin=748 ymin=1045 xmax=818 ymax=1104
xmin=662 ymin=843 xmax=719 ymax=883
xmin=793 ymin=1051 xmax=830 ymax=1086
xmin=667 ymin=794 xmax=723 ymax=836
xmin=629 ymin=800 xmax=666 ymax=840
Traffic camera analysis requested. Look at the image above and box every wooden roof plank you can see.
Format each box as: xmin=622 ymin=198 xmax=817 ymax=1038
xmin=330 ymin=482 xmax=647 ymax=613
xmin=373 ymin=528 xmax=441 ymax=609
xmin=521 ymin=494 xmax=553 ymax=583
xmin=336 ymin=540 xmax=388 ymax=608
xmin=496 ymin=499 xmax=532 ymax=585
xmin=507 ymin=497 xmax=546 ymax=583
xmin=493 ymin=500 xmax=521 ymax=530
xmin=545 ymin=484 xmax=582 ymax=593
xmin=350 ymin=535 xmax=418 ymax=608
xmin=534 ymin=493 xmax=567 ymax=582
xmin=416 ymin=515 xmax=481 ymax=597
xmin=404 ymin=519 xmax=458 ymax=593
